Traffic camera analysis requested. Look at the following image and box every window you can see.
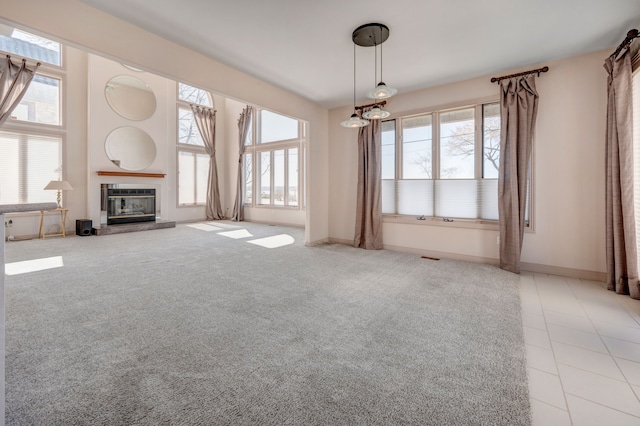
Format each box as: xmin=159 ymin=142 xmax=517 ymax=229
xmin=176 ymin=83 xmax=212 ymax=206
xmin=0 ymin=23 xmax=61 ymax=66
xmin=0 ymin=132 xmax=61 ymax=204
xmin=178 ymin=151 xmax=209 ymax=205
xmin=259 ymin=110 xmax=298 ymax=143
xmin=382 ymin=101 xmax=512 ymax=222
xmin=0 ymin=28 xmax=65 ymax=205
xmin=243 ymin=109 xmax=305 ymax=208
xmin=11 ymin=74 xmax=61 ymax=125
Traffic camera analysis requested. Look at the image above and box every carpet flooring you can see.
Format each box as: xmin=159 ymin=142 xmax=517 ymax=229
xmin=4 ymin=221 xmax=530 ymax=425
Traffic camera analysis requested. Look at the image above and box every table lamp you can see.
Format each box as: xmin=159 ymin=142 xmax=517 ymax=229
xmin=44 ymin=180 xmax=73 ymax=208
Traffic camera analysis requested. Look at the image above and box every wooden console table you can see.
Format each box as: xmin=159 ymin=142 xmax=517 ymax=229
xmin=39 ymin=208 xmax=68 ymax=239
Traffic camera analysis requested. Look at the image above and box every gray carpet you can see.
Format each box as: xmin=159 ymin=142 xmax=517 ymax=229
xmin=4 ymin=221 xmax=530 ymax=425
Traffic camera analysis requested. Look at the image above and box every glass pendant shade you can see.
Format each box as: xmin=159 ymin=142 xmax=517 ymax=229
xmin=340 ymin=113 xmax=369 ymax=128
xmin=367 ymin=82 xmax=398 ymax=100
xmin=362 ymin=106 xmax=390 ymax=120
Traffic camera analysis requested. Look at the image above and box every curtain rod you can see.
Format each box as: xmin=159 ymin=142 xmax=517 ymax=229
xmin=610 ymin=29 xmax=639 ymax=58
xmin=490 ymin=66 xmax=549 ymax=83
xmin=5 ymin=54 xmax=41 ymax=67
xmin=355 ymin=100 xmax=387 ymax=111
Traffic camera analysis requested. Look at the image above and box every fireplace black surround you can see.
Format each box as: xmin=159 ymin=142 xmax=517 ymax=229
xmin=106 ymin=188 xmax=156 ymax=225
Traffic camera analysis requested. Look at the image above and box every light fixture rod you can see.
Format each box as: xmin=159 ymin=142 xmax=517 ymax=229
xmin=379 ymin=25 xmax=384 ymax=83
xmin=355 ymin=100 xmax=387 ymax=111
xmin=353 ymin=43 xmax=356 ymax=109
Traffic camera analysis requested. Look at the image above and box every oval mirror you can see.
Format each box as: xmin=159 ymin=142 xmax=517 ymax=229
xmin=105 ymin=75 xmax=156 ymax=121
xmin=105 ymin=127 xmax=157 ymax=171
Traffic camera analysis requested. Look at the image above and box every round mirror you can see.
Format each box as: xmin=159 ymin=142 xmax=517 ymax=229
xmin=105 ymin=75 xmax=156 ymax=121
xmin=105 ymin=127 xmax=157 ymax=171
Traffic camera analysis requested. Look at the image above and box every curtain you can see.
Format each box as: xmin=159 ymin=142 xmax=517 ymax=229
xmin=0 ymin=56 xmax=40 ymax=125
xmin=498 ymin=75 xmax=538 ymax=273
xmin=191 ymin=104 xmax=224 ymax=220
xmin=354 ymin=116 xmax=383 ymax=249
xmin=231 ymin=105 xmax=253 ymax=221
xmin=604 ymin=44 xmax=640 ymax=298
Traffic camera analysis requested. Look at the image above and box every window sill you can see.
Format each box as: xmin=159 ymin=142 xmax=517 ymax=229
xmin=382 ymin=214 xmax=499 ymax=231
xmin=249 ymin=204 xmax=303 ymax=211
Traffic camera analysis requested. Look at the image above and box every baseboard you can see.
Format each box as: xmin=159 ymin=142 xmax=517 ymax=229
xmin=328 ymin=238 xmax=605 ymax=282
xmin=242 ymin=219 xmax=305 ymax=229
xmin=382 ymin=243 xmax=500 ymax=266
xmin=520 ymin=262 xmax=606 ymax=282
xmin=305 ymin=238 xmax=330 ymax=247
xmin=328 ymin=237 xmax=353 ymax=246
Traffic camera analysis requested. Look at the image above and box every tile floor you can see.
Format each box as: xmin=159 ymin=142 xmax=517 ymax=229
xmin=521 ymin=272 xmax=640 ymax=425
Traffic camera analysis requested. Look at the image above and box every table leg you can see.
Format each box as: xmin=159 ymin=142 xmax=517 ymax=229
xmin=60 ymin=210 xmax=67 ymax=237
xmin=39 ymin=211 xmax=45 ymax=239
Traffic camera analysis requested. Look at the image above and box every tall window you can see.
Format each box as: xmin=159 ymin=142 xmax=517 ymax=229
xmin=0 ymin=26 xmax=64 ymax=204
xmin=243 ymin=109 xmax=305 ymax=208
xmin=176 ymin=83 xmax=212 ymax=206
xmin=382 ymin=101 xmax=511 ymax=222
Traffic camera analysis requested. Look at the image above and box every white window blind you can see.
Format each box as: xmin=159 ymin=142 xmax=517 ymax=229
xmin=382 ymin=179 xmax=499 ymax=220
xmin=0 ymin=132 xmax=61 ymax=204
xmin=178 ymin=150 xmax=208 ymax=205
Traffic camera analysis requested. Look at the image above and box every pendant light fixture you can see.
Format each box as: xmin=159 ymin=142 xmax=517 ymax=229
xmin=362 ymin=23 xmax=397 ymax=100
xmin=362 ymin=104 xmax=390 ymax=119
xmin=340 ymin=43 xmax=369 ymax=128
xmin=341 ymin=23 xmax=395 ymax=127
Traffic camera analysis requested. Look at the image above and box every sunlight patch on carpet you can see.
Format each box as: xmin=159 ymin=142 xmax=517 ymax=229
xmin=187 ymin=223 xmax=224 ymax=232
xmin=247 ymin=234 xmax=295 ymax=249
xmin=5 ymin=256 xmax=64 ymax=276
xmin=218 ymin=229 xmax=253 ymax=239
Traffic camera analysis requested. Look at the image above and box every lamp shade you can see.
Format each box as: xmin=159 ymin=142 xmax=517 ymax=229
xmin=362 ymin=106 xmax=390 ymax=120
xmin=44 ymin=180 xmax=73 ymax=191
xmin=340 ymin=113 xmax=369 ymax=128
xmin=367 ymin=82 xmax=398 ymax=100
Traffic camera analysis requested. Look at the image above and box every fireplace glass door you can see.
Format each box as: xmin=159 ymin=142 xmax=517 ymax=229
xmin=107 ymin=188 xmax=156 ymax=225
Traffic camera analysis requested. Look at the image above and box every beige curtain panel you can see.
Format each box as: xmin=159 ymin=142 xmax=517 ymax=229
xmin=498 ymin=75 xmax=538 ymax=274
xmin=232 ymin=105 xmax=253 ymax=222
xmin=191 ymin=104 xmax=224 ymax=220
xmin=604 ymin=44 xmax=640 ymax=299
xmin=354 ymin=117 xmax=383 ymax=250
xmin=0 ymin=56 xmax=40 ymax=125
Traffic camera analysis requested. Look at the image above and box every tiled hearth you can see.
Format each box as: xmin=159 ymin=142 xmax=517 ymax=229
xmin=93 ymin=221 xmax=175 ymax=236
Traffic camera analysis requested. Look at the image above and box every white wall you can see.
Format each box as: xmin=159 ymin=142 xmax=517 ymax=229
xmin=2 ymin=0 xmax=329 ymax=243
xmin=329 ymin=50 xmax=607 ymax=277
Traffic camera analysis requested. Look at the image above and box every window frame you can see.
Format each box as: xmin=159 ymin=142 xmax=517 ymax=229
xmin=243 ymin=108 xmax=306 ymax=210
xmin=176 ymin=147 xmax=209 ymax=207
xmin=175 ymin=82 xmax=213 ymax=207
xmin=381 ymin=97 xmax=533 ymax=230
xmin=0 ymin=31 xmax=67 ymax=207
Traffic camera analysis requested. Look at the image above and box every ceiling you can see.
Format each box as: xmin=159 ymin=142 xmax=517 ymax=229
xmin=80 ymin=0 xmax=640 ymax=109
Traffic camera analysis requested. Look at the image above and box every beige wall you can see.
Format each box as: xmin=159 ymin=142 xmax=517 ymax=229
xmin=329 ymin=50 xmax=608 ymax=277
xmin=1 ymin=0 xmax=329 ymax=243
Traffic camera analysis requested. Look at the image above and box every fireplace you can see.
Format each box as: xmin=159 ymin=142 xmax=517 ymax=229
xmin=106 ymin=188 xmax=156 ymax=225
